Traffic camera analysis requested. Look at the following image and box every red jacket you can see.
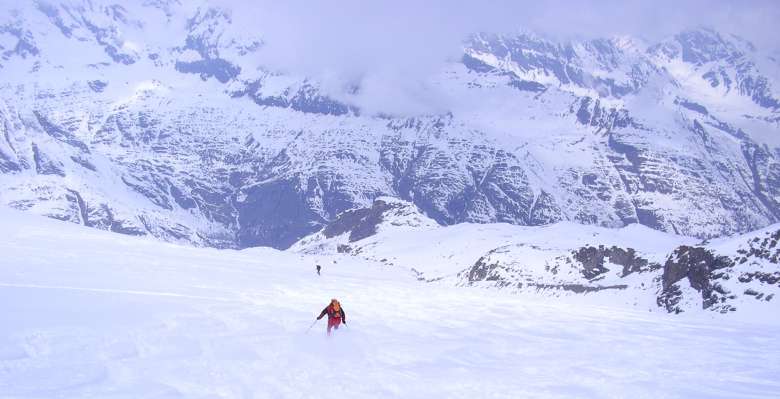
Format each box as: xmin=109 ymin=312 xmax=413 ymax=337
xmin=318 ymin=304 xmax=346 ymax=322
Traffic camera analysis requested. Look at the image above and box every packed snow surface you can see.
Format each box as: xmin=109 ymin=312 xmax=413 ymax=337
xmin=1 ymin=207 xmax=779 ymax=398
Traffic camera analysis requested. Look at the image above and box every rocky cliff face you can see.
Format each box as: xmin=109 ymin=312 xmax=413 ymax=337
xmin=0 ymin=1 xmax=778 ymax=249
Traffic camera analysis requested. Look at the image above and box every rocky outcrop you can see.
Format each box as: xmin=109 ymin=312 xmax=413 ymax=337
xmin=464 ymin=252 xmax=509 ymax=285
xmin=317 ymin=198 xmax=439 ymax=245
xmin=457 ymin=227 xmax=780 ymax=314
xmin=572 ymin=245 xmax=660 ymax=279
xmin=657 ymin=228 xmax=779 ymax=313
xmin=735 ymin=229 xmax=780 ymax=264
xmin=463 ymin=252 xmax=631 ymax=293
xmin=657 ymin=246 xmax=734 ymax=313
xmin=459 ymin=243 xmax=652 ymax=294
xmin=323 ymin=200 xmax=395 ymax=242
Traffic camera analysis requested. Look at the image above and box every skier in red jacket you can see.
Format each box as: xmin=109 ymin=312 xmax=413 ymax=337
xmin=317 ymin=298 xmax=346 ymax=335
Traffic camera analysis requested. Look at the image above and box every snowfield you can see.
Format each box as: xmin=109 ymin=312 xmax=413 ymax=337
xmin=1 ymin=207 xmax=779 ymax=398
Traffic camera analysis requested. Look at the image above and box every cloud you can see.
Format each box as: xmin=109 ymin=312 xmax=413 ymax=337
xmin=239 ymin=0 xmax=485 ymax=115
xmin=219 ymin=0 xmax=780 ymax=115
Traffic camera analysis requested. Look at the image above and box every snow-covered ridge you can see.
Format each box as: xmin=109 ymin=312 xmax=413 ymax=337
xmin=294 ymin=199 xmax=780 ymax=315
xmin=0 ymin=0 xmax=778 ymax=250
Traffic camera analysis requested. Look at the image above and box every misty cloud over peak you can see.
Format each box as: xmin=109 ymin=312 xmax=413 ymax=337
xmin=5 ymin=0 xmax=776 ymax=115
xmin=210 ymin=0 xmax=777 ymax=115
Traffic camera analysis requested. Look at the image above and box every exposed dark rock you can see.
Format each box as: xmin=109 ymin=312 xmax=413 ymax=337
xmin=65 ymin=189 xmax=90 ymax=226
xmin=469 ymin=34 xmax=647 ymax=99
xmin=32 ymin=144 xmax=65 ymax=176
xmin=581 ymin=174 xmax=598 ymax=186
xmin=574 ymin=97 xmax=638 ymax=131
xmin=323 ymin=199 xmax=395 ymax=242
xmin=741 ymin=143 xmax=780 ymax=221
xmin=0 ymin=149 xmax=20 ymax=173
xmin=657 ymin=283 xmax=685 ymax=314
xmin=573 ymin=246 xmax=611 ymax=279
xmin=169 ymin=184 xmax=196 ymax=210
xmin=735 ymin=229 xmax=780 ymax=265
xmin=0 ymin=25 xmax=40 ymax=59
xmin=379 ymin=132 xmax=563 ymax=228
xmin=462 ymin=251 xmax=629 ymax=293
xmin=244 ymin=82 xmax=356 ymax=116
xmin=33 ymin=111 xmax=89 ymax=152
xmin=88 ymin=80 xmax=108 ymax=93
xmin=79 ymin=17 xmax=136 ymax=65
xmin=465 ymin=254 xmax=503 ymax=283
xmin=175 ymin=59 xmax=240 ymax=83
xmin=121 ymin=175 xmax=172 ymax=210
xmin=659 ymin=245 xmax=735 ymax=312
xmin=738 ymin=272 xmax=780 ymax=285
xmin=101 ymin=205 xmax=145 ymax=236
xmin=461 ymin=53 xmax=495 ymax=73
xmin=36 ymin=2 xmax=73 ymax=38
xmin=236 ymin=178 xmax=326 ymax=249
xmin=527 ymin=283 xmax=628 ymax=293
xmin=508 ymin=78 xmax=546 ymax=92
xmin=184 ymin=179 xmax=234 ymax=226
xmin=70 ymin=155 xmax=97 ymax=171
xmin=572 ymin=245 xmax=659 ymax=279
xmin=677 ymin=99 xmax=709 ymax=115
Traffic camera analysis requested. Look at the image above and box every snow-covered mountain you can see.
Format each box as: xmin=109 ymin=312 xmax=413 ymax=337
xmin=1 ymin=1 xmax=779 ymax=249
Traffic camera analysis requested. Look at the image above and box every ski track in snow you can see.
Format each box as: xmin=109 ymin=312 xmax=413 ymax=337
xmin=1 ymin=210 xmax=779 ymax=398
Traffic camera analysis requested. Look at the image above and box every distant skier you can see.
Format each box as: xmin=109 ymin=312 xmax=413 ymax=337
xmin=317 ymin=298 xmax=346 ymax=335
xmin=316 ymin=264 xmax=321 ymax=275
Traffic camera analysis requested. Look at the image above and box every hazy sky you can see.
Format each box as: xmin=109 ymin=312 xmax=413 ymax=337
xmin=220 ymin=0 xmax=780 ymax=114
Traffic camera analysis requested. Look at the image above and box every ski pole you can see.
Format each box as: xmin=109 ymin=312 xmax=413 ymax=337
xmin=306 ymin=319 xmax=318 ymax=334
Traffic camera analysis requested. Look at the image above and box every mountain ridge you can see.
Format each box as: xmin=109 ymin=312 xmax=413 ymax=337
xmin=293 ymin=198 xmax=779 ymax=314
xmin=0 ymin=1 xmax=778 ymax=249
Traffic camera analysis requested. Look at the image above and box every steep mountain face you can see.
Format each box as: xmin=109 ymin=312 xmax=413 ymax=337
xmin=294 ymin=199 xmax=780 ymax=314
xmin=1 ymin=1 xmax=779 ymax=249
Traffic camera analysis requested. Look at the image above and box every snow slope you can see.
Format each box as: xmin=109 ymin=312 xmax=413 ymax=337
xmin=2 ymin=207 xmax=780 ymax=398
xmin=294 ymin=199 xmax=780 ymax=316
